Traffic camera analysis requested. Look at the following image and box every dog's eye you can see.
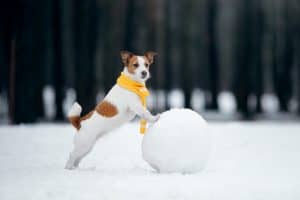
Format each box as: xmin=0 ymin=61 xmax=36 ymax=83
xmin=133 ymin=63 xmax=139 ymax=68
xmin=145 ymin=63 xmax=149 ymax=67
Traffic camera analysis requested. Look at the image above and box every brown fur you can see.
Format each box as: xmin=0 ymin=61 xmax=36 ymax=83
xmin=126 ymin=56 xmax=138 ymax=74
xmin=68 ymin=110 xmax=95 ymax=130
xmin=120 ymin=51 xmax=157 ymax=75
xmin=69 ymin=116 xmax=81 ymax=130
xmin=143 ymin=56 xmax=150 ymax=67
xmin=96 ymin=101 xmax=118 ymax=117
xmin=69 ymin=101 xmax=117 ymax=131
xmin=144 ymin=51 xmax=157 ymax=64
xmin=120 ymin=51 xmax=133 ymax=66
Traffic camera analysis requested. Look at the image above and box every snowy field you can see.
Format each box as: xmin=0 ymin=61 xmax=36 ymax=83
xmin=0 ymin=122 xmax=300 ymax=200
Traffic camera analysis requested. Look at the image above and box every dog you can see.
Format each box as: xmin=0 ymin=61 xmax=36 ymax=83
xmin=65 ymin=51 xmax=160 ymax=170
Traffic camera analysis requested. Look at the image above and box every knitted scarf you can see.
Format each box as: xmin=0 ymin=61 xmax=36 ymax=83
xmin=117 ymin=72 xmax=150 ymax=134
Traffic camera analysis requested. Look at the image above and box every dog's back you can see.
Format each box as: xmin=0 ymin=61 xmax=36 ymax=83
xmin=68 ymin=85 xmax=137 ymax=132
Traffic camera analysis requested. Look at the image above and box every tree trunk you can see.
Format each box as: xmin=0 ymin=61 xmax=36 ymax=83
xmin=272 ymin=0 xmax=293 ymax=112
xmin=0 ymin=1 xmax=16 ymax=122
xmin=205 ymin=0 xmax=219 ymax=110
xmin=253 ymin=0 xmax=264 ymax=113
xmin=233 ymin=0 xmax=252 ymax=119
xmin=292 ymin=0 xmax=300 ymax=115
xmin=13 ymin=0 xmax=38 ymax=123
xmin=74 ymin=0 xmax=96 ymax=114
xmin=53 ymin=0 xmax=64 ymax=120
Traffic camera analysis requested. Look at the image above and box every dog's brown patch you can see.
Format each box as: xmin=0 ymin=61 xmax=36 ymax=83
xmin=96 ymin=101 xmax=118 ymax=117
xmin=69 ymin=110 xmax=94 ymax=131
xmin=143 ymin=57 xmax=151 ymax=68
xmin=126 ymin=56 xmax=138 ymax=74
xmin=144 ymin=51 xmax=157 ymax=64
xmin=69 ymin=101 xmax=118 ymax=131
xmin=69 ymin=116 xmax=81 ymax=130
xmin=120 ymin=51 xmax=133 ymax=66
xmin=120 ymin=51 xmax=139 ymax=74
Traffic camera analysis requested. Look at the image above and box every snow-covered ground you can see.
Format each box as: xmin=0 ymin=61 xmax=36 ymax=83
xmin=0 ymin=122 xmax=300 ymax=200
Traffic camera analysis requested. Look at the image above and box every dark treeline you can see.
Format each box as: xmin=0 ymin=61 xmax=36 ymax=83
xmin=0 ymin=0 xmax=300 ymax=123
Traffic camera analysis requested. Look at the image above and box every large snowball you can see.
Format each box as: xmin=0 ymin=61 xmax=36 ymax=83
xmin=142 ymin=109 xmax=212 ymax=173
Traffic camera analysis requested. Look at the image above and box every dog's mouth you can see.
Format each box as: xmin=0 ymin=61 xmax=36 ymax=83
xmin=141 ymin=74 xmax=147 ymax=79
xmin=141 ymin=72 xmax=149 ymax=79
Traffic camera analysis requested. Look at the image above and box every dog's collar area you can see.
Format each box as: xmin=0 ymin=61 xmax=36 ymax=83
xmin=117 ymin=73 xmax=149 ymax=134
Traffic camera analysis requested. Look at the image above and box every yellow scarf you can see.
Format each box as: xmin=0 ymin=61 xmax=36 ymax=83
xmin=117 ymin=72 xmax=150 ymax=134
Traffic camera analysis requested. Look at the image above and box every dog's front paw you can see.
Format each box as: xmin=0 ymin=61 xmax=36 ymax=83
xmin=65 ymin=165 xmax=76 ymax=170
xmin=153 ymin=114 xmax=160 ymax=122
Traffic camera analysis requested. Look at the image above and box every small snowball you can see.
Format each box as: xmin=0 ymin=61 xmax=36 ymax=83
xmin=142 ymin=109 xmax=212 ymax=173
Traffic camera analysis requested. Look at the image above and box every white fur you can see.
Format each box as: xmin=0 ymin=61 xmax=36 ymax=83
xmin=68 ymin=102 xmax=82 ymax=117
xmin=65 ymin=57 xmax=159 ymax=170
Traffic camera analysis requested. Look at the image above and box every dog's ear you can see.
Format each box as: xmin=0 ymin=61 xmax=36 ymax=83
xmin=144 ymin=51 xmax=158 ymax=64
xmin=120 ymin=51 xmax=134 ymax=66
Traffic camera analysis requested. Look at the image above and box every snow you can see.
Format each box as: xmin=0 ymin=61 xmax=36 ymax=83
xmin=167 ymin=89 xmax=184 ymax=108
xmin=0 ymin=122 xmax=300 ymax=200
xmin=142 ymin=109 xmax=212 ymax=173
xmin=42 ymin=86 xmax=56 ymax=120
xmin=147 ymin=90 xmax=166 ymax=110
xmin=191 ymin=89 xmax=205 ymax=112
xmin=218 ymin=91 xmax=236 ymax=114
xmin=261 ymin=93 xmax=279 ymax=113
xmin=0 ymin=93 xmax=7 ymax=113
xmin=43 ymin=86 xmax=78 ymax=120
xmin=63 ymin=88 xmax=77 ymax=117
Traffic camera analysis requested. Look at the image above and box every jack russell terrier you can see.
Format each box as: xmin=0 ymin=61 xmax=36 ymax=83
xmin=65 ymin=51 xmax=160 ymax=170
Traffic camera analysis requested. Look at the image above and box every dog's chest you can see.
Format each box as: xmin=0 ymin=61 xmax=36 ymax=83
xmin=104 ymin=85 xmax=138 ymax=119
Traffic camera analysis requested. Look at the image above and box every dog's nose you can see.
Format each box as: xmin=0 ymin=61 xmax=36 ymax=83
xmin=141 ymin=71 xmax=147 ymax=77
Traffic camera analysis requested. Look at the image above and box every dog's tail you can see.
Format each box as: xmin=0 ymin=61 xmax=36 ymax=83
xmin=68 ymin=102 xmax=82 ymax=130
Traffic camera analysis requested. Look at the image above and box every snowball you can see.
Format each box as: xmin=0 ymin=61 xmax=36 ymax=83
xmin=142 ymin=109 xmax=212 ymax=173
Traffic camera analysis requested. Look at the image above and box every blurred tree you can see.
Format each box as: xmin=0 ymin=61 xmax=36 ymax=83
xmin=102 ymin=0 xmax=126 ymax=92
xmin=167 ymin=0 xmax=184 ymax=102
xmin=252 ymin=0 xmax=264 ymax=113
xmin=0 ymin=1 xmax=15 ymax=113
xmin=163 ymin=0 xmax=172 ymax=109
xmin=186 ymin=0 xmax=205 ymax=92
xmin=1 ymin=2 xmax=16 ymax=123
xmin=53 ymin=0 xmax=64 ymax=120
xmin=272 ymin=0 xmax=293 ymax=112
xmin=233 ymin=0 xmax=252 ymax=119
xmin=145 ymin=0 xmax=167 ymax=111
xmin=0 ymin=2 xmax=12 ymax=94
xmin=205 ymin=0 xmax=219 ymax=110
xmin=31 ymin=0 xmax=47 ymax=120
xmin=180 ymin=0 xmax=194 ymax=108
xmin=290 ymin=0 xmax=300 ymax=115
xmin=13 ymin=0 xmax=38 ymax=123
xmin=61 ymin=0 xmax=76 ymax=89
xmin=73 ymin=0 xmax=97 ymax=114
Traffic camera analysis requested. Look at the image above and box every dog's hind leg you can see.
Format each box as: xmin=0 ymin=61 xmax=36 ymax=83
xmin=65 ymin=131 xmax=97 ymax=170
xmin=73 ymin=140 xmax=96 ymax=168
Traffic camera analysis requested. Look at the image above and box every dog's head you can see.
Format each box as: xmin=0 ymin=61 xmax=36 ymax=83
xmin=121 ymin=51 xmax=157 ymax=83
